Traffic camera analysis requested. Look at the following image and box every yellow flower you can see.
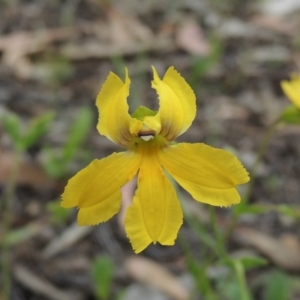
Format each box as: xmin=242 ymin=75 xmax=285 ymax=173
xmin=61 ymin=66 xmax=249 ymax=253
xmin=281 ymin=74 xmax=300 ymax=108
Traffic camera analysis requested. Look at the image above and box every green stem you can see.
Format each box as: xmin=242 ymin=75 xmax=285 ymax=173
xmin=2 ymin=150 xmax=21 ymax=300
xmin=243 ymin=117 xmax=281 ymax=205
xmin=224 ymin=117 xmax=281 ymax=240
xmin=184 ymin=214 xmax=218 ymax=256
xmin=209 ymin=207 xmax=227 ymax=258
xmin=179 ymin=236 xmax=218 ymax=300
xmin=233 ymin=260 xmax=250 ymax=300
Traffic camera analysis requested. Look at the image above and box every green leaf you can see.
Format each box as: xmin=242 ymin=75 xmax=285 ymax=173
xmin=264 ymin=271 xmax=291 ymax=300
xmin=235 ymin=203 xmax=300 ymax=219
xmin=23 ymin=111 xmax=55 ymax=150
xmin=91 ymin=255 xmax=114 ymax=300
xmin=280 ymin=105 xmax=300 ymax=124
xmin=239 ymin=256 xmax=268 ymax=270
xmin=277 ymin=204 xmax=300 ymax=218
xmin=216 ymin=274 xmax=244 ymax=300
xmin=62 ymin=106 xmax=93 ymax=162
xmin=41 ymin=107 xmax=93 ymax=178
xmin=2 ymin=114 xmax=23 ymax=150
xmin=234 ymin=202 xmax=269 ymax=216
xmin=222 ymin=255 xmax=267 ymax=271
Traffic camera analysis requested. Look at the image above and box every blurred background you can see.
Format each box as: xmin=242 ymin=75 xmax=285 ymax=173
xmin=0 ymin=0 xmax=300 ymax=299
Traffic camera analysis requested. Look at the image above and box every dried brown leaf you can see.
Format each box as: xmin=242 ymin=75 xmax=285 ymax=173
xmin=60 ymin=36 xmax=175 ymax=60
xmin=42 ymin=222 xmax=93 ymax=259
xmin=233 ymin=226 xmax=300 ymax=271
xmin=14 ymin=265 xmax=82 ymax=300
xmin=0 ymin=28 xmax=73 ymax=79
xmin=0 ymin=149 xmax=54 ymax=189
xmin=175 ymin=18 xmax=210 ymax=56
xmin=125 ymin=256 xmax=189 ymax=300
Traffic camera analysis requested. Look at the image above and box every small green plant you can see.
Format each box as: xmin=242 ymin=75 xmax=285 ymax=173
xmin=91 ymin=255 xmax=115 ymax=300
xmin=1 ymin=110 xmax=55 ymax=300
xmin=264 ymin=270 xmax=291 ymax=300
xmin=3 ymin=111 xmax=55 ymax=152
xmin=42 ymin=106 xmax=93 ymax=178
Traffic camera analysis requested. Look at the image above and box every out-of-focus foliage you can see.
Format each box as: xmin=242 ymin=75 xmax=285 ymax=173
xmin=280 ymin=105 xmax=300 ymax=124
xmin=46 ymin=200 xmax=71 ymax=224
xmin=264 ymin=271 xmax=291 ymax=300
xmin=42 ymin=106 xmax=93 ymax=178
xmin=91 ymin=255 xmax=115 ymax=300
xmin=3 ymin=111 xmax=55 ymax=151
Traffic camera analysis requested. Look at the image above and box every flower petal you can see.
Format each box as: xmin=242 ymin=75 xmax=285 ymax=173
xmin=159 ymin=143 xmax=249 ymax=206
xmin=77 ymin=191 xmax=120 ymax=226
xmin=281 ymin=75 xmax=300 ymax=108
xmin=96 ymin=68 xmax=137 ymax=147
xmin=151 ymin=66 xmax=196 ymax=141
xmin=124 ymin=155 xmax=183 ymax=253
xmin=61 ymin=151 xmax=141 ymax=225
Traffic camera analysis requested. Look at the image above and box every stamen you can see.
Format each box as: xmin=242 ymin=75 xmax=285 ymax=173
xmin=140 ymin=135 xmax=154 ymax=141
xmin=138 ymin=130 xmax=155 ymax=141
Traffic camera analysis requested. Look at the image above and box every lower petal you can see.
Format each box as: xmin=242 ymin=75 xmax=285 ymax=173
xmin=124 ymin=156 xmax=183 ymax=253
xmin=77 ymin=191 xmax=120 ymax=225
xmin=61 ymin=151 xmax=141 ymax=225
xmin=159 ymin=143 xmax=249 ymax=207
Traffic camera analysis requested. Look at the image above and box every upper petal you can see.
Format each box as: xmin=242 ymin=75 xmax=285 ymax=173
xmin=61 ymin=151 xmax=141 ymax=225
xmin=124 ymin=154 xmax=183 ymax=253
xmin=151 ymin=66 xmax=196 ymax=141
xmin=281 ymin=75 xmax=300 ymax=108
xmin=159 ymin=143 xmax=250 ymax=206
xmin=96 ymin=68 xmax=139 ymax=147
